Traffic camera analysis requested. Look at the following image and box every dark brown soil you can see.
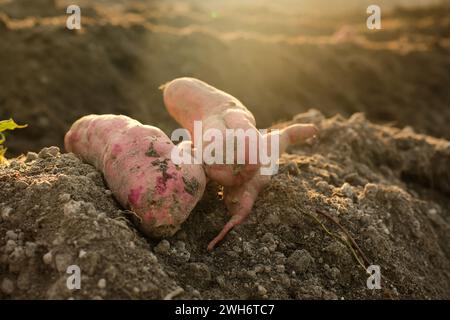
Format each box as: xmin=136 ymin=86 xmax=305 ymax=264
xmin=1 ymin=111 xmax=449 ymax=299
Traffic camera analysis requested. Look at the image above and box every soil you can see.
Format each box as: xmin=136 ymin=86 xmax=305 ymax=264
xmin=0 ymin=0 xmax=449 ymax=299
xmin=1 ymin=111 xmax=449 ymax=299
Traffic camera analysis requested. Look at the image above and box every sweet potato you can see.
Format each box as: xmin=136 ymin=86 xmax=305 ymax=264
xmin=64 ymin=114 xmax=207 ymax=238
xmin=207 ymin=124 xmax=318 ymax=250
xmin=162 ymin=77 xmax=262 ymax=187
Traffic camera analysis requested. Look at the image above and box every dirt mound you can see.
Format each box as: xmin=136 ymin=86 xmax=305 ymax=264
xmin=1 ymin=111 xmax=449 ymax=299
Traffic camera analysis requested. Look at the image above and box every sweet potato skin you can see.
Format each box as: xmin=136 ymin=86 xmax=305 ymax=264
xmin=163 ymin=77 xmax=261 ymax=187
xmin=162 ymin=77 xmax=256 ymax=134
xmin=65 ymin=114 xmax=206 ymax=238
xmin=208 ymin=124 xmax=318 ymax=250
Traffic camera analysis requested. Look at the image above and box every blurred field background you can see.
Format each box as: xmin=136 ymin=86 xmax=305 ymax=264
xmin=0 ymin=0 xmax=449 ymax=155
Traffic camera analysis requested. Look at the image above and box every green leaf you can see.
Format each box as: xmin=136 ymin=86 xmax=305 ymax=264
xmin=0 ymin=119 xmax=27 ymax=132
xmin=0 ymin=119 xmax=27 ymax=164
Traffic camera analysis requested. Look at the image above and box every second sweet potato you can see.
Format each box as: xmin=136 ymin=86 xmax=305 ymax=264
xmin=65 ymin=114 xmax=207 ymax=238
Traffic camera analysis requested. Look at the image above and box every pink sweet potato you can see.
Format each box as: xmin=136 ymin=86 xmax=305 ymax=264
xmin=65 ymin=114 xmax=207 ymax=238
xmin=163 ymin=77 xmax=262 ymax=187
xmin=208 ymin=124 xmax=318 ymax=250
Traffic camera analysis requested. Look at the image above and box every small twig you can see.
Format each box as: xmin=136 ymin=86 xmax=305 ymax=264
xmin=316 ymin=209 xmax=371 ymax=267
xmin=302 ymin=210 xmax=367 ymax=271
xmin=164 ymin=287 xmax=184 ymax=300
xmin=303 ymin=209 xmax=398 ymax=286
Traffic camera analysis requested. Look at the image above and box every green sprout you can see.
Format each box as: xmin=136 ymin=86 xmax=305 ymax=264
xmin=0 ymin=119 xmax=27 ymax=165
